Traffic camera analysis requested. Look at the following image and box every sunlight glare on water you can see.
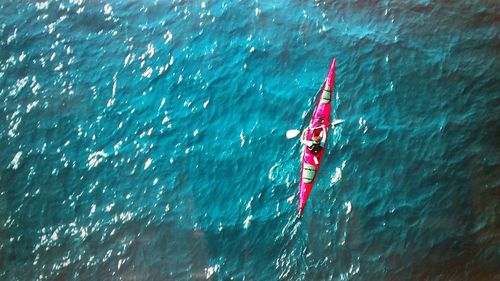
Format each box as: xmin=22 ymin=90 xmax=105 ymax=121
xmin=0 ymin=0 xmax=499 ymax=280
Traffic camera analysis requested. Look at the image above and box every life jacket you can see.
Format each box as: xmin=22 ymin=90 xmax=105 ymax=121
xmin=307 ymin=140 xmax=322 ymax=154
xmin=307 ymin=129 xmax=323 ymax=154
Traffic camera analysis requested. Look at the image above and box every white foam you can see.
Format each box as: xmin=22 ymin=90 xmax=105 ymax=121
xmin=105 ymin=203 xmax=115 ymax=212
xmin=205 ymin=264 xmax=219 ymax=279
xmin=245 ymin=197 xmax=253 ymax=211
xmin=243 ymin=215 xmax=253 ymax=229
xmin=36 ymin=1 xmax=48 ymax=10
xmin=162 ymin=115 xmax=170 ymax=124
xmin=146 ymin=43 xmax=155 ymax=58
xmin=142 ymin=67 xmax=153 ymax=78
xmin=268 ymin=163 xmax=277 ymax=181
xmin=159 ymin=98 xmax=166 ymax=109
xmin=8 ymin=151 xmax=22 ymax=169
xmin=240 ymin=130 xmax=245 ymax=147
xmin=50 ymin=230 xmax=58 ymax=241
xmin=103 ymin=3 xmax=113 ymax=15
xmin=164 ymin=30 xmax=173 ymax=43
xmin=330 ymin=167 xmax=342 ymax=184
xmin=345 ymin=201 xmax=352 ymax=214
xmin=90 ymin=204 xmax=96 ymax=215
xmin=87 ymin=150 xmax=108 ymax=169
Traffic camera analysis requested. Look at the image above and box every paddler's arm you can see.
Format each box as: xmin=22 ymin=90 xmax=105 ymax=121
xmin=300 ymin=129 xmax=312 ymax=146
xmin=310 ymin=124 xmax=328 ymax=131
xmin=320 ymin=125 xmax=327 ymax=146
xmin=321 ymin=125 xmax=326 ymax=143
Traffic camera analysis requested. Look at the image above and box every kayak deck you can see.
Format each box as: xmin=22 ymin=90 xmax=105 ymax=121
xmin=298 ymin=58 xmax=336 ymax=216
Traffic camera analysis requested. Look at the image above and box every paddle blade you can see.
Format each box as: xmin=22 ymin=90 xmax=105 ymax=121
xmin=286 ymin=129 xmax=301 ymax=139
xmin=331 ymin=119 xmax=344 ymax=127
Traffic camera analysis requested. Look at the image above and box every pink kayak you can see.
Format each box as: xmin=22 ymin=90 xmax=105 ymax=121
xmin=298 ymin=58 xmax=336 ymax=216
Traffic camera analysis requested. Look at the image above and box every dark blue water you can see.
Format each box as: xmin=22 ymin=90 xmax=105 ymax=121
xmin=1 ymin=0 xmax=499 ymax=280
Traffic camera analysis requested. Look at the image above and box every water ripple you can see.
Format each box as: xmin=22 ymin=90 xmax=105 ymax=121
xmin=0 ymin=0 xmax=499 ymax=280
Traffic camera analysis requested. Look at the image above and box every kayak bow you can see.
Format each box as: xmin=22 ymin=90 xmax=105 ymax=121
xmin=298 ymin=58 xmax=336 ymax=217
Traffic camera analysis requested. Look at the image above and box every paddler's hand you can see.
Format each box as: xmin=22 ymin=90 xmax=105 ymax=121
xmin=310 ymin=125 xmax=325 ymax=130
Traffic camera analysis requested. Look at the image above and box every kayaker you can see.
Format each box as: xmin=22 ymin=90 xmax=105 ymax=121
xmin=300 ymin=122 xmax=326 ymax=164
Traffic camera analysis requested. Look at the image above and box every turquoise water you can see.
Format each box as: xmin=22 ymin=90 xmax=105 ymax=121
xmin=1 ymin=0 xmax=499 ymax=280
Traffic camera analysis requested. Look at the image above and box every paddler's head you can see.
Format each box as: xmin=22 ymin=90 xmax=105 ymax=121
xmin=312 ymin=134 xmax=322 ymax=143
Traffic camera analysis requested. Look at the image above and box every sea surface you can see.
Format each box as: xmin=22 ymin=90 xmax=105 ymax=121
xmin=1 ymin=0 xmax=499 ymax=280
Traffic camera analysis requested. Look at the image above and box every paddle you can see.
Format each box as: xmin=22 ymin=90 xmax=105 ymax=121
xmin=286 ymin=119 xmax=344 ymax=139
